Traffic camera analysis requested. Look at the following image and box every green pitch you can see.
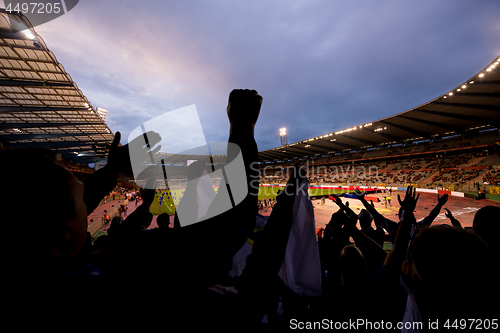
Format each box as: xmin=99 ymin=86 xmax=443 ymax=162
xmin=149 ymin=186 xmax=354 ymax=215
xmin=149 ymin=189 xmax=185 ymax=215
xmin=257 ymin=186 xmax=354 ymax=201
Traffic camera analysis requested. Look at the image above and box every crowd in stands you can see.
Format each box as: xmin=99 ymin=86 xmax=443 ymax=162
xmin=432 ymin=168 xmax=482 ymax=185
xmin=59 ymin=159 xmax=94 ymax=174
xmin=259 ymin=147 xmax=500 ymax=193
xmin=483 ymin=169 xmax=500 ymax=186
xmin=1 ymin=89 xmax=498 ymax=330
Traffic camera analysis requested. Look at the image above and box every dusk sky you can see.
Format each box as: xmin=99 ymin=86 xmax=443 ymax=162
xmin=14 ymin=0 xmax=500 ymax=152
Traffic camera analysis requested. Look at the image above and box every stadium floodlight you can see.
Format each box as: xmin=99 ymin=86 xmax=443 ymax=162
xmin=279 ymin=127 xmax=288 ymax=146
xmin=24 ymin=31 xmax=35 ymax=39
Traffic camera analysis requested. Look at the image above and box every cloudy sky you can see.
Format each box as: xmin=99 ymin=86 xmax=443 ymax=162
xmin=18 ymin=0 xmax=500 ymax=151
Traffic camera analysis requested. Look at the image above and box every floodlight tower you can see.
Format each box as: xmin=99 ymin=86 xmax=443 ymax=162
xmin=279 ymin=127 xmax=288 ymax=146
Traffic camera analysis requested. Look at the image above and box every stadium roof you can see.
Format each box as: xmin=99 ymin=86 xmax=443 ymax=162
xmin=259 ymin=54 xmax=500 ymax=163
xmin=0 ymin=10 xmax=115 ymax=164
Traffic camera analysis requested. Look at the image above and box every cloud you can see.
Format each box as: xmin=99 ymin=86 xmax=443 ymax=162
xmin=34 ymin=0 xmax=500 ymax=151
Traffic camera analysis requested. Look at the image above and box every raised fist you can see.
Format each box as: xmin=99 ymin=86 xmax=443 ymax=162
xmin=227 ymin=89 xmax=262 ymax=134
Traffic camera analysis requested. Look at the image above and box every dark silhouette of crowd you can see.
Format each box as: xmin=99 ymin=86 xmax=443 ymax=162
xmin=1 ymin=89 xmax=498 ymax=331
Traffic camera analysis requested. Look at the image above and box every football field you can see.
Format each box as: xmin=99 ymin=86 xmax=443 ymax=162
xmin=149 ymin=185 xmax=362 ymax=215
xmin=257 ymin=185 xmax=357 ymax=201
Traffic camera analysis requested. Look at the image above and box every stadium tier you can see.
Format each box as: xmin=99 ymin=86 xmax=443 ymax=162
xmin=0 ymin=10 xmax=115 ymax=164
xmin=257 ymin=53 xmax=500 ymax=195
xmin=259 ymin=121 xmax=500 ymax=193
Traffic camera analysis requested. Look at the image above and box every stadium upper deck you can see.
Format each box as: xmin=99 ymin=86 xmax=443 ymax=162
xmin=259 ymin=54 xmax=500 ymax=163
xmin=0 ymin=10 xmax=115 ymax=164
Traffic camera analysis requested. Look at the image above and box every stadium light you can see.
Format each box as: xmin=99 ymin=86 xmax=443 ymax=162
xmin=24 ymin=31 xmax=35 ymax=39
xmin=279 ymin=127 xmax=288 ymax=146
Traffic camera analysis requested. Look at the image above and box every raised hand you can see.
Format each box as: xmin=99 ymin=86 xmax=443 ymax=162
xmin=437 ymin=193 xmax=449 ymax=206
xmin=397 ymin=186 xmax=419 ymax=213
xmin=331 ymin=192 xmax=358 ymax=221
xmin=107 ymin=131 xmax=162 ymax=176
xmin=354 ymin=188 xmax=365 ymax=200
xmin=444 ymin=207 xmax=453 ymax=219
xmin=227 ymin=89 xmax=262 ymax=136
xmin=444 ymin=208 xmax=462 ymax=228
xmin=330 ymin=193 xmax=344 ymax=207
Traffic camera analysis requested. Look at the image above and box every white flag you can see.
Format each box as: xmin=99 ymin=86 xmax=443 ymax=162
xmin=278 ymin=178 xmax=322 ymax=297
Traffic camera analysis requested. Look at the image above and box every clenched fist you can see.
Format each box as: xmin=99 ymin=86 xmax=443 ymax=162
xmin=227 ymin=89 xmax=262 ymax=136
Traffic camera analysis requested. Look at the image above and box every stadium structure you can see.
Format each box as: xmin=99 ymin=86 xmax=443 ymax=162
xmin=1 ymin=10 xmax=500 ymax=195
xmin=256 ymin=56 xmax=500 ymax=194
xmin=0 ymin=10 xmax=115 ymax=166
xmin=259 ymin=57 xmax=500 ymax=163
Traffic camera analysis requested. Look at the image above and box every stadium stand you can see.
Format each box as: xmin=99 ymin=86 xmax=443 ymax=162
xmin=0 ymin=9 xmax=115 ymax=165
xmin=259 ymin=130 xmax=500 ymax=193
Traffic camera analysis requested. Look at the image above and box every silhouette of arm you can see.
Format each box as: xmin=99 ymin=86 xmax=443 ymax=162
xmin=120 ymin=180 xmax=155 ymax=233
xmin=354 ymin=188 xmax=386 ymax=227
xmin=420 ymin=193 xmax=448 ymax=227
xmin=445 ymin=208 xmax=462 ymax=228
xmin=83 ymin=131 xmax=161 ymax=215
xmin=341 ymin=210 xmax=387 ymax=270
xmin=384 ymin=186 xmax=419 ymax=268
